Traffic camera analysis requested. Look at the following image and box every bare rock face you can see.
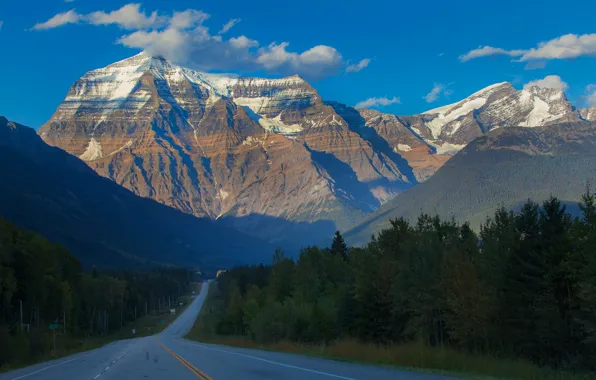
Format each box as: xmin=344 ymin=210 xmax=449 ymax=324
xmin=581 ymin=106 xmax=596 ymax=121
xmin=39 ymin=53 xmax=412 ymax=245
xmin=399 ymin=83 xmax=582 ymax=154
xmin=39 ymin=53 xmax=583 ymax=245
xmin=353 ymin=82 xmax=583 ymax=181
xmin=337 ymin=105 xmax=450 ymax=182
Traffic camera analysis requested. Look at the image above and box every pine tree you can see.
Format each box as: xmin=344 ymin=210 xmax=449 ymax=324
xmin=331 ymin=231 xmax=348 ymax=261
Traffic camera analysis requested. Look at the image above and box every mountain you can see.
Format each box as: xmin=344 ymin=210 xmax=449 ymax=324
xmin=37 ymin=53 xmax=588 ymax=245
xmin=581 ymin=106 xmax=596 ymax=121
xmin=360 ymin=82 xmax=581 ymax=155
xmin=38 ymin=53 xmax=415 ymax=245
xmin=0 ymin=116 xmax=272 ymax=269
xmin=344 ymin=121 xmax=596 ymax=245
xmin=348 ymin=82 xmax=584 ymax=184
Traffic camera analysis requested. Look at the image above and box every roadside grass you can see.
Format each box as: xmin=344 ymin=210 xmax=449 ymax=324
xmin=0 ymin=283 xmax=201 ymax=373
xmin=186 ymin=285 xmax=592 ymax=380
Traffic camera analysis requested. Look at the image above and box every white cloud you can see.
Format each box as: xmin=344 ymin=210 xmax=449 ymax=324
xmin=31 ymin=9 xmax=81 ymax=30
xmin=88 ymin=3 xmax=162 ymax=29
xmin=355 ymin=96 xmax=400 ymax=109
xmin=423 ymin=83 xmax=453 ymax=103
xmin=229 ymin=35 xmax=259 ymax=49
xmin=459 ymin=46 xmax=526 ymax=62
xmin=32 ymin=4 xmax=353 ymax=80
xmin=345 ymin=58 xmax=370 ymax=73
xmin=523 ymin=75 xmax=568 ymax=91
xmin=0 ymin=21 xmax=3 ymax=31
xmin=586 ymin=85 xmax=596 ymax=107
xmin=255 ymin=43 xmax=343 ymax=79
xmin=520 ymin=33 xmax=596 ymax=61
xmin=218 ymin=18 xmax=240 ymax=34
xmin=461 ymin=33 xmax=596 ymax=63
xmin=170 ymin=9 xmax=209 ymax=30
xmin=119 ymin=28 xmax=191 ymax=62
xmin=31 ymin=4 xmax=162 ymax=31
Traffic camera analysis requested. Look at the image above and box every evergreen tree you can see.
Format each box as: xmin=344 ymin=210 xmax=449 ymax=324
xmin=330 ymin=231 xmax=348 ymax=261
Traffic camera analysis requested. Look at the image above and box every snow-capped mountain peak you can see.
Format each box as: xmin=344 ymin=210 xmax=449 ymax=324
xmin=422 ymin=82 xmax=512 ymax=116
xmin=421 ymin=82 xmax=514 ymax=139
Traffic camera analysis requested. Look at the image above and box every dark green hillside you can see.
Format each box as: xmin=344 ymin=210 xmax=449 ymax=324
xmin=192 ymin=194 xmax=596 ymax=378
xmin=0 ymin=117 xmax=272 ymax=269
xmin=345 ymin=121 xmax=596 ymax=245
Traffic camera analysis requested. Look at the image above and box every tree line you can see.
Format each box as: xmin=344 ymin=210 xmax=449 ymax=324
xmin=210 ymin=191 xmax=596 ymax=371
xmin=0 ymin=217 xmax=196 ymax=368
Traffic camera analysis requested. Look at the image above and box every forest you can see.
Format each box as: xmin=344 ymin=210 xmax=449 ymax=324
xmin=0 ymin=217 xmax=196 ymax=369
xmin=204 ymin=191 xmax=596 ymax=373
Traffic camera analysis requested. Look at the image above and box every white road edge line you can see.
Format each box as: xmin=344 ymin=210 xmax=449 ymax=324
xmin=182 ymin=341 xmax=355 ymax=380
xmin=9 ymin=338 xmax=139 ymax=380
xmin=10 ymin=356 xmax=83 ymax=380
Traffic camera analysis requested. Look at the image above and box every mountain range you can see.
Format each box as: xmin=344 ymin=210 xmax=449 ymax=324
xmin=34 ymin=53 xmax=596 ymax=247
xmin=0 ymin=116 xmax=272 ymax=269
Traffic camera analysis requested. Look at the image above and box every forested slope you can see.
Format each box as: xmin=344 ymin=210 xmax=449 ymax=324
xmin=345 ymin=121 xmax=596 ymax=245
xmin=0 ymin=217 xmax=195 ymax=369
xmin=200 ymin=193 xmax=596 ymax=376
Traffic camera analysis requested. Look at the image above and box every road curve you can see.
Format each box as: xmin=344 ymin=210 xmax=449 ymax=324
xmin=1 ymin=282 xmax=459 ymax=380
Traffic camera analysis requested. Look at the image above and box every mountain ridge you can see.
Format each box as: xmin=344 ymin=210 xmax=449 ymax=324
xmin=37 ymin=53 xmax=590 ymax=244
xmin=1 ymin=116 xmax=273 ymax=268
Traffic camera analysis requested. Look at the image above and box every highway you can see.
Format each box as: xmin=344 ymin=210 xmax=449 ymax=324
xmin=0 ymin=282 xmax=458 ymax=380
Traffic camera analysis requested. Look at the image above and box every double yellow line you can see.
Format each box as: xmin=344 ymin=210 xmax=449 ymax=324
xmin=157 ymin=339 xmax=213 ymax=380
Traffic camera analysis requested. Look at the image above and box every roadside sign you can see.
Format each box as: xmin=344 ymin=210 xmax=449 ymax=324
xmin=49 ymin=323 xmax=59 ymax=330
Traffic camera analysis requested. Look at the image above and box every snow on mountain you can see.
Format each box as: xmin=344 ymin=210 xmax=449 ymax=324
xmin=79 ymin=138 xmax=103 ymax=161
xmin=39 ymin=53 xmax=412 ymax=246
xmin=398 ymin=82 xmax=582 ymax=156
xmin=53 ymin=52 xmax=319 ymax=137
xmin=38 ymin=52 xmax=588 ymax=247
xmin=581 ymin=106 xmax=596 ymax=121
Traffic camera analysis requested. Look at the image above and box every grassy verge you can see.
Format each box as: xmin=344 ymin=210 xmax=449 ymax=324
xmin=186 ymin=284 xmax=591 ymax=380
xmin=0 ymin=282 xmax=201 ymax=373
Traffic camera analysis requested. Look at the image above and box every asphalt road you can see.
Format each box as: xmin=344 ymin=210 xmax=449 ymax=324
xmin=1 ymin=282 xmax=458 ymax=380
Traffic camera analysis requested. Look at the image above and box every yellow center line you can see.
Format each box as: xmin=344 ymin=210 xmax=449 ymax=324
xmin=157 ymin=339 xmax=213 ymax=380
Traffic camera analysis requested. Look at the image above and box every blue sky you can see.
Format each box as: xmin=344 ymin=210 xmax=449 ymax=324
xmin=1 ymin=0 xmax=596 ymax=128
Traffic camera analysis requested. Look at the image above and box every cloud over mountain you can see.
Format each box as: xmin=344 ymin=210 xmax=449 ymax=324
xmin=30 ymin=3 xmax=358 ymax=80
xmin=524 ymin=75 xmax=568 ymax=91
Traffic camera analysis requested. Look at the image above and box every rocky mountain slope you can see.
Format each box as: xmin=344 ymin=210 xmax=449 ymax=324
xmin=344 ymin=121 xmax=596 ymax=245
xmin=38 ymin=53 xmax=590 ymax=245
xmin=38 ymin=53 xmax=416 ymax=245
xmin=0 ymin=116 xmax=272 ymax=268
xmin=581 ymin=106 xmax=596 ymax=121
xmin=357 ymin=82 xmax=583 ymax=159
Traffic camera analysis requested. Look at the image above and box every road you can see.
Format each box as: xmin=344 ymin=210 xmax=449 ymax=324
xmin=0 ymin=282 xmax=458 ymax=380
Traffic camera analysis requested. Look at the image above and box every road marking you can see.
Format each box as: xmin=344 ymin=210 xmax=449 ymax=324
xmin=89 ymin=342 xmax=136 ymax=380
xmin=183 ymin=341 xmax=356 ymax=380
xmin=10 ymin=356 xmax=84 ymax=380
xmin=157 ymin=339 xmax=212 ymax=380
